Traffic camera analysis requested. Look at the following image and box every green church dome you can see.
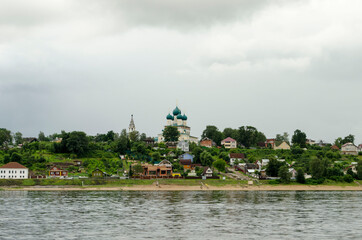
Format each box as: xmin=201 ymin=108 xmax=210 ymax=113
xmin=182 ymin=114 xmax=187 ymax=120
xmin=173 ymin=106 xmax=181 ymax=116
xmin=166 ymin=113 xmax=173 ymax=120
xmin=177 ymin=114 xmax=183 ymax=119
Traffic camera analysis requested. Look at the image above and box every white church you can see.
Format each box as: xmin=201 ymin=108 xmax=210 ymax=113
xmin=157 ymin=106 xmax=198 ymax=144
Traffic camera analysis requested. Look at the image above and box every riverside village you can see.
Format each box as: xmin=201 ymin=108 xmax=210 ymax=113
xmin=1 ymin=105 xmax=362 ymax=187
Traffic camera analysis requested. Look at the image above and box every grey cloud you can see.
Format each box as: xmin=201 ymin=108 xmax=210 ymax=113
xmin=89 ymin=0 xmax=279 ymax=29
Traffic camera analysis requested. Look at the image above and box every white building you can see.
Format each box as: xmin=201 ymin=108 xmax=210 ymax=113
xmin=341 ymin=143 xmax=358 ymax=155
xmin=0 ymin=162 xmax=29 ymax=179
xmin=177 ymin=140 xmax=189 ymax=152
xmin=157 ymin=106 xmax=198 ymax=144
xmin=221 ymin=137 xmax=237 ymax=149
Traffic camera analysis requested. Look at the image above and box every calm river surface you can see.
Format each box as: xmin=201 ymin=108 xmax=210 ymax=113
xmin=1 ymin=191 xmax=361 ymax=239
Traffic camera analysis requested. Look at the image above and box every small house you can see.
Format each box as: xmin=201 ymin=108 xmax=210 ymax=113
xmin=358 ymin=144 xmax=362 ymax=153
xmin=229 ymin=153 xmax=245 ymax=165
xmin=331 ymin=145 xmax=340 ymax=150
xmin=92 ymin=168 xmax=104 ymax=178
xmin=179 ymin=153 xmax=194 ymax=162
xmin=177 ymin=140 xmax=189 ymax=152
xmin=73 ymin=160 xmax=82 ymax=166
xmin=49 ymin=166 xmax=68 ymax=178
xmin=306 ymin=139 xmax=316 ymax=145
xmin=341 ymin=143 xmax=358 ymax=155
xmin=221 ymin=137 xmax=237 ymax=149
xmin=274 ymin=141 xmax=291 ymax=150
xmin=203 ymin=167 xmax=213 ymax=177
xmin=200 ymin=137 xmax=216 ymax=148
xmin=265 ymin=138 xmax=276 ymax=148
xmin=180 ymin=159 xmax=192 ymax=170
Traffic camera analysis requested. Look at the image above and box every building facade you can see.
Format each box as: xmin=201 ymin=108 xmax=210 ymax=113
xmin=341 ymin=143 xmax=358 ymax=155
xmin=274 ymin=141 xmax=291 ymax=150
xmin=49 ymin=166 xmax=68 ymax=178
xmin=0 ymin=162 xmax=28 ymax=179
xmin=177 ymin=140 xmax=189 ymax=152
xmin=221 ymin=137 xmax=237 ymax=149
xmin=200 ymin=137 xmax=215 ymax=148
xmin=157 ymin=106 xmax=198 ymax=144
xmin=229 ymin=153 xmax=245 ymax=166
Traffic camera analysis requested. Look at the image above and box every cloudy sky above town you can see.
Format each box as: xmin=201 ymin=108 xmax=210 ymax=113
xmin=0 ymin=0 xmax=361 ymax=144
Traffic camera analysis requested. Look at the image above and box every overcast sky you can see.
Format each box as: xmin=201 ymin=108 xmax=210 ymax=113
xmin=0 ymin=0 xmax=361 ymax=144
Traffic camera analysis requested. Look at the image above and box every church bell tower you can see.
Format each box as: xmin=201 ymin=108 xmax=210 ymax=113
xmin=128 ymin=114 xmax=136 ymax=133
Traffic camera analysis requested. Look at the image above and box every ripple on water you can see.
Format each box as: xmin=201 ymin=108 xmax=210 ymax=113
xmin=0 ymin=191 xmax=362 ymax=240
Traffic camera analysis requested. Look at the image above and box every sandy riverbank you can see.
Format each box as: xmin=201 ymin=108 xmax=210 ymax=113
xmin=3 ymin=184 xmax=362 ymax=191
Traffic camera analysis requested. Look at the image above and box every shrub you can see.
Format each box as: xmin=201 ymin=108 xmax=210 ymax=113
xmin=22 ymin=179 xmax=36 ymax=186
xmin=343 ymin=174 xmax=354 ymax=183
xmin=268 ymin=179 xmax=280 ymax=184
xmin=213 ymin=159 xmax=226 ymax=172
xmin=306 ymin=178 xmax=325 ymax=185
xmin=296 ymin=168 xmax=306 ymax=184
xmin=278 ymin=165 xmax=291 ymax=183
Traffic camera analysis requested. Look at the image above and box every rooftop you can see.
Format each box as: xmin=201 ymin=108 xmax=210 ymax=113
xmin=222 ymin=137 xmax=236 ymax=142
xmin=0 ymin=162 xmax=28 ymax=169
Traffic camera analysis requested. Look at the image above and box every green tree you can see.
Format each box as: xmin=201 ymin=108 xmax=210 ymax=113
xmin=131 ymin=142 xmax=147 ymax=155
xmin=223 ymin=128 xmax=238 ymax=140
xmin=200 ymin=151 xmax=214 ymax=166
xmin=218 ymin=152 xmax=230 ymax=162
xmin=334 ymin=137 xmax=343 ymax=148
xmin=296 ymin=168 xmax=306 ymax=184
xmin=310 ymin=158 xmax=327 ymax=179
xmin=195 ymin=167 xmax=204 ymax=177
xmin=163 ymin=126 xmax=180 ymax=142
xmin=3 ymin=154 xmax=10 ymax=164
xmin=65 ymin=131 xmax=89 ymax=156
xmin=278 ymin=165 xmax=291 ymax=183
xmin=213 ymin=159 xmax=226 ymax=172
xmin=132 ymin=164 xmax=144 ymax=176
xmin=192 ymin=147 xmax=203 ymax=164
xmin=10 ymin=152 xmax=22 ymax=163
xmin=266 ymin=158 xmax=282 ymax=177
xmin=291 ymin=129 xmax=307 ymax=148
xmin=342 ymin=134 xmax=355 ymax=144
xmin=357 ymin=160 xmax=362 ymax=180
xmin=14 ymin=132 xmax=23 ymax=145
xmin=113 ymin=129 xmax=130 ymax=154
xmin=0 ymin=128 xmax=12 ymax=147
xmin=237 ymin=126 xmax=266 ymax=148
xmin=129 ymin=131 xmax=140 ymax=142
xmin=105 ymin=130 xmax=115 ymax=141
xmin=276 ymin=132 xmax=289 ymax=146
xmin=151 ymin=152 xmax=161 ymax=162
xmin=346 ymin=168 xmax=354 ymax=177
xmin=38 ymin=131 xmax=48 ymax=141
xmin=202 ymin=125 xmax=224 ymax=146
xmin=140 ymin=133 xmax=147 ymax=141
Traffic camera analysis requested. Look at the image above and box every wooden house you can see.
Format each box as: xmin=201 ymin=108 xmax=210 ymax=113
xmin=49 ymin=166 xmax=68 ymax=178
xmin=92 ymin=168 xmax=104 ymax=178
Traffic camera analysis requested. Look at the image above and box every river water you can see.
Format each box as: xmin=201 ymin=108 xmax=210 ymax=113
xmin=0 ymin=191 xmax=361 ymax=239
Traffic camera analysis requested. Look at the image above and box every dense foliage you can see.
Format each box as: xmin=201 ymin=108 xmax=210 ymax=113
xmin=0 ymin=127 xmax=361 ymax=184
